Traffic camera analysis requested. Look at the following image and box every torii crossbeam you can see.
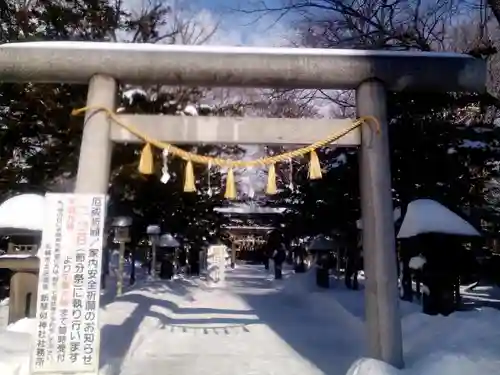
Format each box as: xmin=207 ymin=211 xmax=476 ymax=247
xmin=0 ymin=41 xmax=486 ymax=369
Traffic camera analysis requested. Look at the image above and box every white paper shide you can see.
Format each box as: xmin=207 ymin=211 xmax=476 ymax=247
xmin=31 ymin=193 xmax=106 ymax=375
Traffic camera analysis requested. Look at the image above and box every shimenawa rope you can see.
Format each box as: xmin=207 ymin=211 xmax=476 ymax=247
xmin=71 ymin=106 xmax=380 ymax=199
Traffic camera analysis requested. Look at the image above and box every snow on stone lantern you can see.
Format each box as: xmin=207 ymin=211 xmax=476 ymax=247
xmin=0 ymin=194 xmax=45 ymax=323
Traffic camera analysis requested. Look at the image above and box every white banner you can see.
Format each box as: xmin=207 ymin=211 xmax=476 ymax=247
xmin=206 ymin=245 xmax=227 ymax=284
xmin=31 ymin=193 xmax=106 ymax=375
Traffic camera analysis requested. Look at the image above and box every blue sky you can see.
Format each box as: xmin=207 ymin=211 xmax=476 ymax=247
xmin=182 ymin=0 xmax=294 ymax=46
xmin=122 ymin=0 xmax=296 ymax=46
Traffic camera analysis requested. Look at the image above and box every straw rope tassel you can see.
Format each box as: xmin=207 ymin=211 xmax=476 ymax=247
xmin=184 ymin=160 xmax=196 ymax=192
xmin=138 ymin=143 xmax=154 ymax=175
xmin=308 ymin=150 xmax=322 ymax=180
xmin=71 ymin=107 xmax=379 ymax=184
xmin=225 ymin=168 xmax=237 ymax=199
xmin=266 ymin=164 xmax=278 ymax=195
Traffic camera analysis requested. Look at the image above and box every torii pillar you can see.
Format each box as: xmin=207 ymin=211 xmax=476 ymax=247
xmin=0 ymin=42 xmax=486 ymax=368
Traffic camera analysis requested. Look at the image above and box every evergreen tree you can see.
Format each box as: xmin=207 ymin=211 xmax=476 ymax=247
xmin=246 ymin=0 xmax=500 ymax=247
xmin=0 ymin=0 xmax=240 ymax=245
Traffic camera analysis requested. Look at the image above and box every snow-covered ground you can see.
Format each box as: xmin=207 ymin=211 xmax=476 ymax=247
xmin=0 ymin=298 xmax=9 ymax=329
xmin=461 ymin=283 xmax=500 ymax=310
xmin=0 ymin=264 xmax=500 ymax=375
xmin=280 ymin=270 xmax=500 ymax=375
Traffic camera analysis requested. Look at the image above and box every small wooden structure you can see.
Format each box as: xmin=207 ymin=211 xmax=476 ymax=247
xmin=215 ymin=203 xmax=285 ymax=267
xmin=222 ymin=225 xmax=274 ymax=266
xmin=397 ymin=199 xmax=481 ymax=315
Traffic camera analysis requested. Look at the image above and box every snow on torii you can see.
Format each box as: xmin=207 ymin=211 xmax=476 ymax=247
xmin=0 ymin=40 xmax=487 ymax=369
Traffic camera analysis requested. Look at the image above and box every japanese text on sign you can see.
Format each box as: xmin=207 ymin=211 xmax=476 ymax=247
xmin=31 ymin=194 xmax=106 ymax=375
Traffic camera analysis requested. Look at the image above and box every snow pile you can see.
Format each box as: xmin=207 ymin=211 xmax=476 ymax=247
xmin=412 ymin=354 xmax=494 ymax=375
xmin=397 ymin=199 xmax=480 ymax=238
xmin=347 ymin=358 xmax=400 ymax=375
xmin=279 ymin=268 xmax=500 ymax=375
xmin=347 ymin=357 xmax=481 ymax=375
xmin=0 ymin=298 xmax=9 ymax=329
xmin=122 ymin=88 xmax=147 ymax=103
xmin=182 ymin=104 xmax=198 ymax=116
xmin=349 ymin=351 xmax=499 ymax=375
xmin=408 ymin=255 xmax=426 ymax=270
xmin=348 ymin=307 xmax=500 ymax=375
xmin=0 ymin=318 xmax=35 ymax=375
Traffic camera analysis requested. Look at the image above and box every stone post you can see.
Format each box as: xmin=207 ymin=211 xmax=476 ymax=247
xmin=357 ymin=79 xmax=404 ymax=368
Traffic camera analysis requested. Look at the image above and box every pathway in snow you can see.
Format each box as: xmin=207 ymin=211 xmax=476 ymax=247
xmin=461 ymin=284 xmax=500 ymax=310
xmin=99 ymin=265 xmax=364 ymax=375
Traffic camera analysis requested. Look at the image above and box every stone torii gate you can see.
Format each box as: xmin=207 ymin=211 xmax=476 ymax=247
xmin=0 ymin=42 xmax=485 ymax=368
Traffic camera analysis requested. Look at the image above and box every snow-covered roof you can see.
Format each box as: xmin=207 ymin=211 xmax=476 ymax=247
xmin=146 ymin=225 xmax=161 ymax=235
xmin=0 ymin=194 xmax=45 ymax=234
xmin=397 ymin=199 xmax=481 ymax=239
xmin=158 ymin=233 xmax=180 ymax=247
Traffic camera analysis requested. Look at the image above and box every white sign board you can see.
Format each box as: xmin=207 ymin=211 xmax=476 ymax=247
xmin=206 ymin=245 xmax=227 ymax=285
xmin=31 ymin=193 xmax=106 ymax=375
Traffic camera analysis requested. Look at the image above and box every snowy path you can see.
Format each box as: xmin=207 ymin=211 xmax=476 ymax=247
xmin=99 ymin=265 xmax=364 ymax=375
xmin=2 ymin=265 xmax=500 ymax=375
